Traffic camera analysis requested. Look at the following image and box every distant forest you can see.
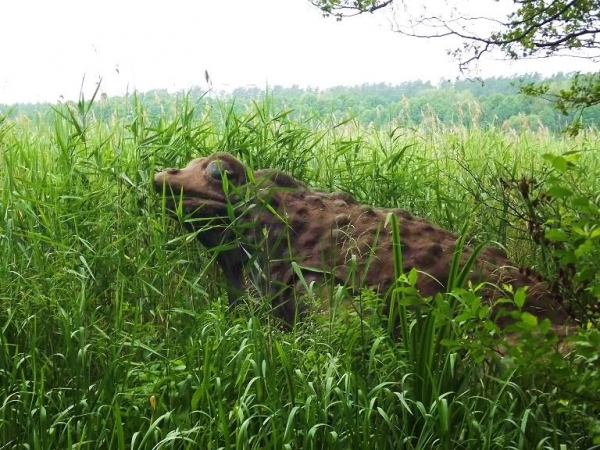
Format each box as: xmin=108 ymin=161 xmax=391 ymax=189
xmin=2 ymin=72 xmax=598 ymax=133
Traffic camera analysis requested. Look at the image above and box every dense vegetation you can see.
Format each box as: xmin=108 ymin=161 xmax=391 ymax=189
xmin=1 ymin=91 xmax=599 ymax=449
xmin=3 ymin=73 xmax=600 ymax=133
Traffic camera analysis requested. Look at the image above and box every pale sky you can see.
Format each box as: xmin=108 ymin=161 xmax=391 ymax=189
xmin=1 ymin=0 xmax=597 ymax=105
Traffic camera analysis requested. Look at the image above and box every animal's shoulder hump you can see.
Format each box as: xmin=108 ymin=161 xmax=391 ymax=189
xmin=254 ymin=169 xmax=307 ymax=189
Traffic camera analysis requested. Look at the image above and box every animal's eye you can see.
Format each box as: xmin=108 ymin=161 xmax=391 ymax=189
xmin=206 ymin=160 xmax=230 ymax=180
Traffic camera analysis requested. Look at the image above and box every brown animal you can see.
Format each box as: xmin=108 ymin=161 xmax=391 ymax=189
xmin=154 ymin=152 xmax=570 ymax=327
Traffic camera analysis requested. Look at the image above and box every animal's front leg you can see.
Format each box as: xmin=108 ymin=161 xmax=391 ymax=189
xmin=219 ymin=262 xmax=246 ymax=307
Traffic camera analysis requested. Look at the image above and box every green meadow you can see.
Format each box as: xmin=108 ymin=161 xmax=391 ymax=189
xmin=1 ymin=93 xmax=599 ymax=449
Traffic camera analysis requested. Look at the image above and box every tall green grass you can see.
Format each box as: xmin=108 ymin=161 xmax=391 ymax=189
xmin=0 ymin=92 xmax=598 ymax=449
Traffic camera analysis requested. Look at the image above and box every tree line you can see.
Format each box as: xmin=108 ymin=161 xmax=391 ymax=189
xmin=2 ymin=72 xmax=598 ymax=133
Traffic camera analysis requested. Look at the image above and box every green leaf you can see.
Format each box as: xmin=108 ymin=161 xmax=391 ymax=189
xmin=440 ymin=338 xmax=460 ymax=347
xmin=514 ymin=288 xmax=526 ymax=310
xmin=545 ymin=228 xmax=569 ymax=242
xmin=558 ymin=252 xmax=577 ymax=265
xmin=546 ymin=186 xmax=572 ymax=197
xmin=539 ymin=318 xmax=551 ymax=334
xmin=542 ymin=154 xmax=568 ymax=172
xmin=520 ymin=312 xmax=538 ymax=327
xmin=478 ymin=304 xmax=490 ymax=320
xmin=575 ymin=239 xmax=594 ymax=257
xmin=407 ymin=267 xmax=418 ymax=285
xmin=571 ymin=196 xmax=590 ymax=209
xmin=397 ymin=295 xmax=426 ymax=307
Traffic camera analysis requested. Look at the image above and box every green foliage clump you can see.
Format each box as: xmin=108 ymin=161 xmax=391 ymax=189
xmin=523 ymin=151 xmax=600 ymax=321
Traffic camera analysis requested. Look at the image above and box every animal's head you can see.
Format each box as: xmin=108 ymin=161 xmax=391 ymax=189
xmin=154 ymin=152 xmax=248 ymax=213
xmin=154 ymin=152 xmax=251 ymax=247
xmin=155 ymin=151 xmax=307 ymax=214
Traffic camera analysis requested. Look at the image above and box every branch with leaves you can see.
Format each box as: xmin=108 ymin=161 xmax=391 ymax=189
xmin=309 ymin=0 xmax=393 ymax=17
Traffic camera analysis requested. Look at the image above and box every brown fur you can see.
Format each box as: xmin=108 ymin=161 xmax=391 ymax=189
xmin=154 ymin=152 xmax=571 ymax=328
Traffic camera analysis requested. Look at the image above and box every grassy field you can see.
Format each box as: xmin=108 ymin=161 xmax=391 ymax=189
xmin=1 ymin=94 xmax=599 ymax=449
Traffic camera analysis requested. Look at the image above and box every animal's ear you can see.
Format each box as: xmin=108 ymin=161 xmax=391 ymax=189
xmin=206 ymin=159 xmax=232 ymax=180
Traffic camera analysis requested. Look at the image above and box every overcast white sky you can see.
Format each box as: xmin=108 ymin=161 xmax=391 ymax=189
xmin=1 ymin=0 xmax=597 ymax=105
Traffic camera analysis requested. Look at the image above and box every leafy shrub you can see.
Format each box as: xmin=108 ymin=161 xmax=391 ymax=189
xmin=513 ymin=151 xmax=600 ymax=323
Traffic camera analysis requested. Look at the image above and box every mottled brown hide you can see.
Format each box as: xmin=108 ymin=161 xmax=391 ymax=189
xmin=154 ymin=152 xmax=570 ymax=327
